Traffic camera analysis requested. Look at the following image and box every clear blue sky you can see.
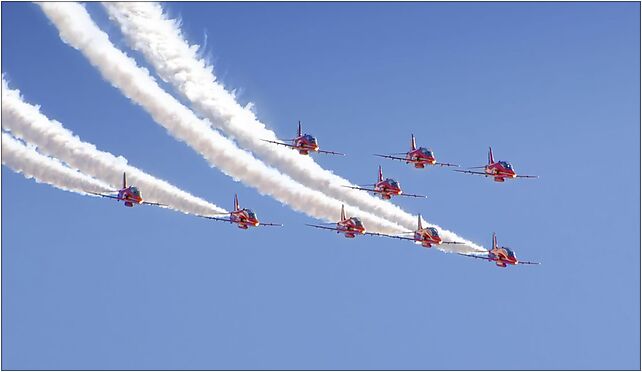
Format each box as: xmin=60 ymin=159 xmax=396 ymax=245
xmin=2 ymin=2 xmax=640 ymax=370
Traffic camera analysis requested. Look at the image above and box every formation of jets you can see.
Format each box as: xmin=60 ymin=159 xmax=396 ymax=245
xmin=94 ymin=122 xmax=539 ymax=268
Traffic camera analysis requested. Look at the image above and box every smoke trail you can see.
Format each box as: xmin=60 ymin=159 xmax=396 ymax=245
xmin=103 ymin=2 xmax=486 ymax=253
xmin=2 ymin=79 xmax=226 ymax=216
xmin=2 ymin=131 xmax=111 ymax=196
xmin=37 ymin=2 xmax=408 ymax=236
xmin=103 ymin=3 xmax=415 ymax=224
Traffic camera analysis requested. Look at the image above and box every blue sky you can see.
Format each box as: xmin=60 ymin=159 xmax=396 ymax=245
xmin=2 ymin=2 xmax=640 ymax=369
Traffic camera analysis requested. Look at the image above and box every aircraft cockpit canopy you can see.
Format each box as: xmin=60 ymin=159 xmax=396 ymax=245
xmin=499 ymin=161 xmax=513 ymax=170
xmin=386 ymin=179 xmax=399 ymax=188
xmin=351 ymin=217 xmax=364 ymax=228
xmin=419 ymin=147 xmax=433 ymax=157
xmin=428 ymin=227 xmax=439 ymax=236
xmin=303 ymin=134 xmax=317 ymax=144
xmin=130 ymin=187 xmax=141 ymax=196
xmin=503 ymin=247 xmax=516 ymax=259
xmin=246 ymin=209 xmax=257 ymax=220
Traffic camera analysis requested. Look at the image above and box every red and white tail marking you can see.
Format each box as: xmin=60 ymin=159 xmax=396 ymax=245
xmin=411 ymin=134 xmax=417 ymax=151
xmin=297 ymin=121 xmax=302 ymax=137
xmin=340 ymin=204 xmax=346 ymax=221
xmin=492 ymin=232 xmax=498 ymax=250
xmin=488 ymin=146 xmax=495 ymax=165
xmin=378 ymin=166 xmax=383 ymax=182
xmin=417 ymin=214 xmax=423 ymax=230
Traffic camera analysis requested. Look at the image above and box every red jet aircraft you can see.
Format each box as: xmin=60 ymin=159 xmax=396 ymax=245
xmin=373 ymin=214 xmax=465 ymax=248
xmin=262 ymin=121 xmax=345 ymax=156
xmin=197 ymin=194 xmax=282 ymax=229
xmin=375 ymin=134 xmax=459 ymax=169
xmin=458 ymin=233 xmax=540 ymax=267
xmin=454 ymin=147 xmax=537 ymax=182
xmin=306 ymin=204 xmax=404 ymax=239
xmin=344 ymin=166 xmax=427 ymax=200
xmin=91 ymin=173 xmax=165 ymax=207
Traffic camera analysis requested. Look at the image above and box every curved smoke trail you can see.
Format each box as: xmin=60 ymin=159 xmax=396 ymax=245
xmin=102 ymin=2 xmax=485 ymax=253
xmin=2 ymin=131 xmax=112 ymax=196
xmin=2 ymin=79 xmax=227 ymax=216
xmin=37 ymin=2 xmax=409 ymax=236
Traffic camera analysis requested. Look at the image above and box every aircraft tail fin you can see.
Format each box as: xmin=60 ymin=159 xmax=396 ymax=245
xmin=488 ymin=146 xmax=495 ymax=165
xmin=297 ymin=121 xmax=302 ymax=137
xmin=234 ymin=194 xmax=240 ymax=211
xmin=340 ymin=204 xmax=346 ymax=221
xmin=417 ymin=214 xmax=423 ymax=230
xmin=411 ymin=134 xmax=417 ymax=151
xmin=123 ymin=172 xmax=127 ymax=188
xmin=492 ymin=232 xmax=498 ymax=250
xmin=378 ymin=165 xmax=383 ymax=182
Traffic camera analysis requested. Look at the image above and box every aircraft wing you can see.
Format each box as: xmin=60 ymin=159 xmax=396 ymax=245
xmin=515 ymin=174 xmax=539 ymax=179
xmin=87 ymin=192 xmax=120 ymax=199
xmin=305 ymin=223 xmax=341 ymax=232
xmin=453 ymin=169 xmax=489 ymax=176
xmin=399 ymin=192 xmax=428 ymax=198
xmin=141 ymin=201 xmax=169 ymax=207
xmin=364 ymin=231 xmax=416 ymax=241
xmin=259 ymin=222 xmax=283 ymax=227
xmin=343 ymin=185 xmax=378 ymax=193
xmin=517 ymin=260 xmax=540 ymax=265
xmin=197 ymin=215 xmax=233 ymax=223
xmin=435 ymin=162 xmax=460 ymax=167
xmin=374 ymin=154 xmax=407 ymax=161
xmin=457 ymin=253 xmax=492 ymax=261
xmin=261 ymin=139 xmax=298 ymax=149
xmin=316 ymin=149 xmax=346 ymax=156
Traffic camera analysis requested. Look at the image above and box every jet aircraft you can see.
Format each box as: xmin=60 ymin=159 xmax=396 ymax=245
xmin=306 ymin=204 xmax=405 ymax=239
xmin=371 ymin=214 xmax=465 ymax=248
xmin=375 ymin=134 xmax=459 ymax=168
xmin=262 ymin=121 xmax=345 ymax=156
xmin=197 ymin=194 xmax=282 ymax=229
xmin=454 ymin=147 xmax=537 ymax=182
xmin=344 ymin=166 xmax=427 ymax=199
xmin=90 ymin=173 xmax=165 ymax=207
xmin=458 ymin=233 xmax=540 ymax=267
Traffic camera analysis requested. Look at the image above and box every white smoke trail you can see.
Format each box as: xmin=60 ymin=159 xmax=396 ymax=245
xmin=2 ymin=131 xmax=112 ymax=196
xmin=103 ymin=2 xmax=486 ymax=253
xmin=37 ymin=2 xmax=409 ymax=236
xmin=2 ymin=79 xmax=226 ymax=216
